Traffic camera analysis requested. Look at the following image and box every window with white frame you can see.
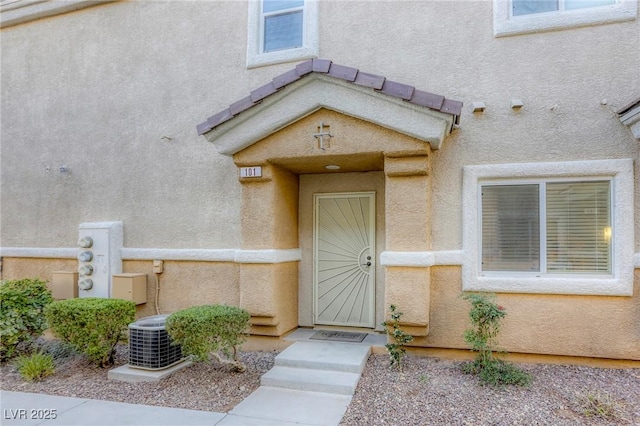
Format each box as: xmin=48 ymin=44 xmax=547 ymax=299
xmin=481 ymin=179 xmax=611 ymax=275
xmin=462 ymin=159 xmax=634 ymax=296
xmin=512 ymin=0 xmax=615 ymax=16
xmin=493 ymin=0 xmax=637 ymax=37
xmin=247 ymin=0 xmax=319 ymax=68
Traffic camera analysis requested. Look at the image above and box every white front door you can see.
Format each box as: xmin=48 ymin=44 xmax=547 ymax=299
xmin=314 ymin=192 xmax=376 ymax=328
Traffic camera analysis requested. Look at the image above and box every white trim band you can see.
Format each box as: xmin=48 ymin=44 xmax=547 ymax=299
xmin=380 ymin=250 xmax=464 ymax=267
xmin=0 ymin=247 xmax=79 ymax=258
xmin=1 ymin=247 xmax=302 ymax=264
xmin=4 ymin=247 xmax=638 ymax=269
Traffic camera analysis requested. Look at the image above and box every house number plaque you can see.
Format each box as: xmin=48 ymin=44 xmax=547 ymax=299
xmin=240 ymin=166 xmax=262 ymax=178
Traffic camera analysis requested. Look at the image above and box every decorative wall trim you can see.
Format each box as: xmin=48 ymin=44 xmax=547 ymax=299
xmin=120 ymin=248 xmax=237 ymax=262
xmin=1 ymin=247 xmax=302 ymax=264
xmin=3 ymin=247 xmax=639 ymax=269
xmin=0 ymin=247 xmax=79 ymax=258
xmin=380 ymin=250 xmax=463 ymax=267
xmin=234 ymin=249 xmax=302 ymax=264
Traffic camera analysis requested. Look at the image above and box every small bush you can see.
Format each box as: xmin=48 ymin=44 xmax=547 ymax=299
xmin=166 ymin=305 xmax=250 ymax=371
xmin=575 ymin=390 xmax=627 ymax=421
xmin=0 ymin=278 xmax=54 ymax=361
xmin=381 ymin=304 xmax=414 ymax=371
xmin=15 ymin=352 xmax=55 ymax=381
xmin=44 ymin=298 xmax=135 ymax=367
xmin=461 ymin=293 xmax=531 ymax=387
xmin=462 ymin=358 xmax=532 ymax=387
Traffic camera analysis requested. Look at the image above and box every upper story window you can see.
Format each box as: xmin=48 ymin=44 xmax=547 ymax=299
xmin=247 ymin=0 xmax=319 ymax=69
xmin=462 ymin=159 xmax=634 ymax=296
xmin=494 ymin=0 xmax=637 ymax=37
xmin=512 ymin=0 xmax=615 ymax=16
xmin=262 ymin=0 xmax=304 ymax=52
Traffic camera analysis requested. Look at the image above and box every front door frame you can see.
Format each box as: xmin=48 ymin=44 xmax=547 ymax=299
xmin=313 ymin=191 xmax=376 ymax=328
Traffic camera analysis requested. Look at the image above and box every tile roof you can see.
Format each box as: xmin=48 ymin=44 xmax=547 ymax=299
xmin=197 ymin=59 xmax=463 ymax=136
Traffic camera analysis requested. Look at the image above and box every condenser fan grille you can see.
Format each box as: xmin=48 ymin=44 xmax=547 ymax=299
xmin=128 ymin=315 xmax=182 ymax=370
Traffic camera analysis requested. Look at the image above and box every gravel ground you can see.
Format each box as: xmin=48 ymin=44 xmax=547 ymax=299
xmin=1 ymin=342 xmax=276 ymax=413
xmin=2 ymin=340 xmax=639 ymax=425
xmin=342 ymin=354 xmax=640 ymax=426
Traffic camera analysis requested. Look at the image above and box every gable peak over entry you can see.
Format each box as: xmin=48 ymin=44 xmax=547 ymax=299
xmin=197 ymin=59 xmax=463 ymax=155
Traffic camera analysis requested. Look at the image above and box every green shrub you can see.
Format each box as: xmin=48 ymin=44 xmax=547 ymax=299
xmin=166 ymin=305 xmax=250 ymax=371
xmin=461 ymin=293 xmax=531 ymax=387
xmin=15 ymin=351 xmax=55 ymax=381
xmin=44 ymin=298 xmax=135 ymax=367
xmin=0 ymin=278 xmax=54 ymax=361
xmin=381 ymin=304 xmax=414 ymax=371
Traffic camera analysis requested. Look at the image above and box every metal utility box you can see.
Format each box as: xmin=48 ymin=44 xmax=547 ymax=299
xmin=111 ymin=273 xmax=147 ymax=305
xmin=50 ymin=271 xmax=79 ymax=299
xmin=129 ymin=315 xmax=182 ymax=370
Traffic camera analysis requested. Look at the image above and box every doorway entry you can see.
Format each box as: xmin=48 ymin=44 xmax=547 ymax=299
xmin=314 ymin=192 xmax=376 ymax=328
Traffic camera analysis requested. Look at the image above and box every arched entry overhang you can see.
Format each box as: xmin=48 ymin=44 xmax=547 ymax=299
xmin=198 ymin=59 xmax=462 ymax=336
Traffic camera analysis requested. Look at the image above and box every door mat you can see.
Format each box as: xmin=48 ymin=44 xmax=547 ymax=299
xmin=309 ymin=330 xmax=367 ymax=343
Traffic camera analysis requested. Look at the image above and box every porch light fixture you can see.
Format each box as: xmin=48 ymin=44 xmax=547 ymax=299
xmin=325 ymin=165 xmax=340 ymax=170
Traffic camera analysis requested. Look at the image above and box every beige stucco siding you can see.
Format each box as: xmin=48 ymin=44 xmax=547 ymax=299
xmin=426 ymin=267 xmax=640 ymax=360
xmin=1 ymin=1 xmax=639 ymax=360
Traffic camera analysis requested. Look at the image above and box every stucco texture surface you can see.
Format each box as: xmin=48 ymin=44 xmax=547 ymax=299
xmin=425 ymin=267 xmax=640 ymax=360
xmin=124 ymin=260 xmax=240 ymax=318
xmin=0 ymin=258 xmax=77 ymax=283
xmin=1 ymin=0 xmax=639 ymax=360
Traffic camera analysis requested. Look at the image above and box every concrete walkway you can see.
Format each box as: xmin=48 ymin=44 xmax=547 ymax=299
xmin=1 ymin=330 xmax=386 ymax=426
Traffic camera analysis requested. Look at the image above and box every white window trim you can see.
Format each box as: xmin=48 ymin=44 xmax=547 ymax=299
xmin=462 ymin=159 xmax=634 ymax=296
xmin=247 ymin=0 xmax=319 ymax=69
xmin=493 ymin=0 xmax=638 ymax=37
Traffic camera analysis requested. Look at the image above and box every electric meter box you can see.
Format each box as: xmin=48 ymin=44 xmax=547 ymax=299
xmin=77 ymin=221 xmax=123 ymax=299
xmin=112 ymin=273 xmax=147 ymax=305
xmin=50 ymin=271 xmax=79 ymax=299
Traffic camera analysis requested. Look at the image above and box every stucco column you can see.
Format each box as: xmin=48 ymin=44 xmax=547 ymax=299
xmin=383 ymin=154 xmax=431 ymax=336
xmin=237 ymin=164 xmax=299 ymax=336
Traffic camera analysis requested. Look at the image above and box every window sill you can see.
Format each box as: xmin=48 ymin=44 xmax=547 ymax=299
xmin=463 ymin=275 xmax=632 ymax=296
xmin=246 ymin=46 xmax=318 ymax=69
xmin=493 ymin=0 xmax=638 ymax=37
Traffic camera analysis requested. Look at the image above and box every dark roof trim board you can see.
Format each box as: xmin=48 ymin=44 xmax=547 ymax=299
xmin=197 ymin=59 xmax=462 ymax=136
xmin=617 ymin=97 xmax=640 ymax=140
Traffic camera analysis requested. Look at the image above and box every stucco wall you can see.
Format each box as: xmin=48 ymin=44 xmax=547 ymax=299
xmin=1 ymin=1 xmax=639 ymax=359
xmin=2 ymin=1 xmax=637 ymax=249
xmin=425 ymin=266 xmax=640 ymax=360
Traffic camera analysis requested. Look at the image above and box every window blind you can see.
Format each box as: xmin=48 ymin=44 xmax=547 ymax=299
xmin=481 ymin=184 xmax=540 ymax=272
xmin=546 ymin=181 xmax=611 ymax=273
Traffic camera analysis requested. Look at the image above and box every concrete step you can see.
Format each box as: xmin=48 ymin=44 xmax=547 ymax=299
xmin=261 ymin=366 xmax=361 ymax=395
xmin=275 ymin=341 xmax=370 ymax=374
